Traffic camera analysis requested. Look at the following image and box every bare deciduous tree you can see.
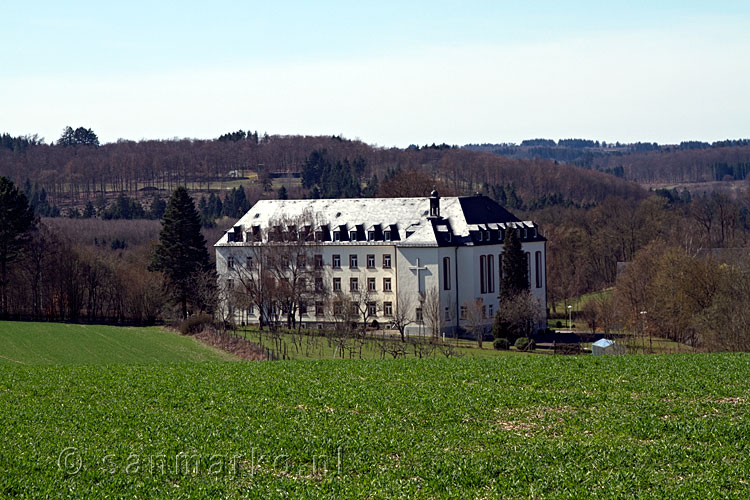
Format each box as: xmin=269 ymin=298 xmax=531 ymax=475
xmin=493 ymin=292 xmax=543 ymax=344
xmin=464 ymin=299 xmax=486 ymax=348
xmin=580 ymin=298 xmax=599 ymax=334
xmin=265 ymin=213 xmax=323 ymax=329
xmin=422 ymin=286 xmax=442 ymax=341
xmin=328 ymin=295 xmax=358 ymax=358
xmin=391 ymin=289 xmax=415 ymax=342
xmin=350 ymin=287 xmax=380 ymax=338
xmin=225 ymin=211 xmax=323 ymax=332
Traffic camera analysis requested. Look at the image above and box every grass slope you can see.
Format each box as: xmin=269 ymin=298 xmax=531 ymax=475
xmin=2 ymin=355 xmax=750 ymax=498
xmin=0 ymin=322 xmax=237 ymax=364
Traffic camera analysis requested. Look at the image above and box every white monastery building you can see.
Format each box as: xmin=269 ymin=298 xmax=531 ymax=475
xmin=215 ymin=192 xmax=546 ymax=336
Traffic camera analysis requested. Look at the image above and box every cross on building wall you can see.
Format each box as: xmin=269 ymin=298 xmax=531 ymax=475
xmin=409 ymin=257 xmax=428 ymax=293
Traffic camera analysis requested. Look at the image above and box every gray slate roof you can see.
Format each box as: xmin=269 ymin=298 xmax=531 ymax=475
xmin=215 ymin=195 xmax=543 ymax=247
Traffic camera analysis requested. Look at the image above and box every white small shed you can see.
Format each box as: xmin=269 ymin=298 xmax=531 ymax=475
xmin=591 ymin=338 xmax=625 ymax=356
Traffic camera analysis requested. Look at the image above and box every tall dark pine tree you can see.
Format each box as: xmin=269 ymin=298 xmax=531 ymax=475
xmin=82 ymin=201 xmax=95 ymax=218
xmin=149 ymin=187 xmax=211 ymax=319
xmin=499 ymin=224 xmax=528 ymax=299
xmin=0 ymin=177 xmax=36 ymax=316
xmin=148 ymin=196 xmax=167 ymax=220
xmin=58 ymin=126 xmax=100 ymax=146
xmin=233 ymin=185 xmax=250 ymax=215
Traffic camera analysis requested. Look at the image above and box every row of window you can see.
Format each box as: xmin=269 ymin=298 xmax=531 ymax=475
xmin=440 ymin=254 xmax=500 ymax=293
xmin=243 ymin=301 xmax=505 ymax=323
xmin=243 ymin=301 xmax=500 ymax=323
xmin=475 ymin=227 xmax=537 ymax=242
xmin=256 ymin=225 xmax=399 ymax=243
xmin=479 ymin=255 xmax=496 ymax=294
xmin=327 ymin=254 xmax=391 ymax=269
xmin=226 ymin=256 xmax=253 ymax=269
xmin=332 ymin=277 xmax=392 ymax=292
xmin=227 ymin=254 xmax=393 ymax=270
xmin=458 ymin=303 xmax=494 ymax=320
xmin=230 ymin=251 xmax=543 ymax=294
xmin=247 ymin=301 xmax=397 ymax=317
xmin=439 ymin=250 xmax=543 ymax=294
xmin=332 ymin=229 xmax=395 ymax=242
xmin=229 ymin=274 xmax=394 ymax=294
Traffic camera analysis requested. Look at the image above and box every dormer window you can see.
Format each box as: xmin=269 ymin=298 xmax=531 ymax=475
xmin=484 ymin=230 xmax=490 ymax=241
xmin=333 ymin=231 xmax=341 ymax=241
xmin=523 ymin=228 xmax=527 ymax=239
xmin=349 ymin=230 xmax=357 ymax=241
xmin=368 ymin=231 xmax=375 ymax=241
xmin=384 ymin=230 xmax=391 ymax=241
xmin=478 ymin=231 xmax=483 ymax=242
xmin=532 ymin=228 xmax=537 ymax=238
xmin=446 ymin=233 xmax=451 ymax=242
xmin=499 ymin=229 xmax=504 ymax=241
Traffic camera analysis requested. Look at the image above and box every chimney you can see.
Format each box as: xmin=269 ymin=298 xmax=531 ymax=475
xmin=428 ymin=190 xmax=440 ymax=219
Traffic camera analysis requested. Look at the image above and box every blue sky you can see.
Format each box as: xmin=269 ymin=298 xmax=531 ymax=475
xmin=2 ymin=1 xmax=749 ymax=145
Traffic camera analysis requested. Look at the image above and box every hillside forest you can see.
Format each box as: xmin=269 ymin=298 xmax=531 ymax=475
xmin=2 ymin=128 xmax=750 ymax=350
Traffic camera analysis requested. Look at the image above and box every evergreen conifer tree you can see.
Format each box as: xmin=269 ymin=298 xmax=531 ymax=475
xmin=207 ymin=193 xmax=222 ymax=219
xmin=234 ymin=185 xmax=249 ymax=215
xmin=82 ymin=201 xmax=96 ymax=218
xmin=149 ymin=196 xmax=167 ymax=220
xmin=0 ymin=177 xmax=35 ymax=316
xmin=149 ymin=187 xmax=211 ymax=319
xmin=499 ymin=224 xmax=528 ymax=299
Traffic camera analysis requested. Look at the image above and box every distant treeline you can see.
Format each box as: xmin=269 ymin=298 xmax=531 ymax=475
xmin=467 ymin=137 xmax=750 ymax=153
xmin=0 ymin=128 xmax=646 ymax=217
xmin=465 ymin=138 xmax=750 ymax=184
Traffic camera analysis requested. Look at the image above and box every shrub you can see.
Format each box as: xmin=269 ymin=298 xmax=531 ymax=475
xmin=493 ymin=338 xmax=510 ymax=350
xmin=514 ymin=337 xmax=535 ymax=351
xmin=556 ymin=320 xmax=562 ymax=328
xmin=178 ymin=314 xmax=215 ymax=335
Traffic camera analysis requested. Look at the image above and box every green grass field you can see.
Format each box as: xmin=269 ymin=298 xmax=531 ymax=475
xmin=2 ymin=352 xmax=750 ymax=498
xmin=0 ymin=322 xmax=237 ymax=364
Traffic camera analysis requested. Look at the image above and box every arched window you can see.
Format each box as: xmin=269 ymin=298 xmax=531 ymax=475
xmin=479 ymin=255 xmax=487 ymax=293
xmin=525 ymin=252 xmax=531 ymax=288
xmin=487 ymin=255 xmax=495 ymax=294
xmin=535 ymin=251 xmax=543 ymax=288
xmin=443 ymin=257 xmax=451 ymax=290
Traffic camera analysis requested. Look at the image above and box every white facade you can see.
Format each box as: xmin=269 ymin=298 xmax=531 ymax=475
xmin=215 ymin=193 xmax=547 ymax=336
